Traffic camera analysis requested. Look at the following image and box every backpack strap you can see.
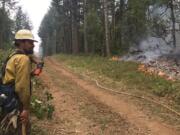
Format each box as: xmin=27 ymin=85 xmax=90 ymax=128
xmin=1 ymin=50 xmax=25 ymax=79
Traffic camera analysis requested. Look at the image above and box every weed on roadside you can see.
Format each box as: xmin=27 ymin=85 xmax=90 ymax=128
xmin=31 ymin=78 xmax=55 ymax=134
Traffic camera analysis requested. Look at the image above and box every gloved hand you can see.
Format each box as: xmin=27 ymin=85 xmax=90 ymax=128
xmin=32 ymin=61 xmax=44 ymax=76
xmin=20 ymin=110 xmax=29 ymax=124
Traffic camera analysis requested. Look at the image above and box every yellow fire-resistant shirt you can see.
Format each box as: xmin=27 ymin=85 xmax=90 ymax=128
xmin=2 ymin=53 xmax=31 ymax=110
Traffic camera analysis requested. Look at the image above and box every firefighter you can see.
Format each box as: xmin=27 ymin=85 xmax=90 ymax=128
xmin=0 ymin=29 xmax=43 ymax=135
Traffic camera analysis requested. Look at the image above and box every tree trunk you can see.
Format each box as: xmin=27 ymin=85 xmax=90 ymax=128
xmin=69 ymin=15 xmax=72 ymax=54
xmin=111 ymin=0 xmax=115 ymax=47
xmin=2 ymin=0 xmax=5 ymax=11
xmin=63 ymin=0 xmax=71 ymax=53
xmin=170 ymin=0 xmax=176 ymax=48
xmin=0 ymin=30 xmax=2 ymax=49
xmin=118 ymin=0 xmax=125 ymax=48
xmin=52 ymin=29 xmax=57 ymax=54
xmin=103 ymin=0 xmax=110 ymax=56
xmin=71 ymin=0 xmax=79 ymax=54
xmin=83 ymin=0 xmax=88 ymax=54
xmin=0 ymin=0 xmax=6 ymax=49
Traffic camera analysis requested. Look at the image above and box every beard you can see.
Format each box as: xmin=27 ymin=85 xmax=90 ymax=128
xmin=24 ymin=49 xmax=34 ymax=55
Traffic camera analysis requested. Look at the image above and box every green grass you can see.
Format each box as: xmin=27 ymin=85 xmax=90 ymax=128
xmin=54 ymin=54 xmax=180 ymax=104
xmin=31 ymin=78 xmax=55 ymax=120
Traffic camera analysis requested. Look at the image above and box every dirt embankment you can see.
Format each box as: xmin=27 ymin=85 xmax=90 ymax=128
xmin=38 ymin=57 xmax=180 ymax=135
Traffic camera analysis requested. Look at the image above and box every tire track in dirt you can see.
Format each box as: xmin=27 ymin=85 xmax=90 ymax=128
xmin=40 ymin=62 xmax=145 ymax=134
xmin=42 ymin=57 xmax=180 ymax=135
xmin=40 ymin=71 xmax=103 ymax=135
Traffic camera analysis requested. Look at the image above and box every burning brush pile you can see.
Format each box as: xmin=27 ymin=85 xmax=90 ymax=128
xmin=138 ymin=56 xmax=180 ymax=81
xmin=121 ymin=37 xmax=180 ymax=81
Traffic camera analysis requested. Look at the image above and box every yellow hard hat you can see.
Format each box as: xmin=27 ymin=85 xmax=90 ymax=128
xmin=15 ymin=29 xmax=37 ymax=42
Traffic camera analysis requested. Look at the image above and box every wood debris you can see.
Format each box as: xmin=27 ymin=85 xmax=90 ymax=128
xmin=138 ymin=57 xmax=180 ymax=82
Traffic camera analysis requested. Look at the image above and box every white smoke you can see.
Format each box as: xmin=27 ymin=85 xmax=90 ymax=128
xmin=122 ymin=36 xmax=174 ymax=63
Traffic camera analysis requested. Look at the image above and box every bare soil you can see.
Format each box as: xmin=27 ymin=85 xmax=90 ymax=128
xmin=37 ymin=57 xmax=180 ymax=135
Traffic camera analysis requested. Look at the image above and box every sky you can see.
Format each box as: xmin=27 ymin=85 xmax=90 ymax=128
xmin=18 ymin=0 xmax=51 ymax=52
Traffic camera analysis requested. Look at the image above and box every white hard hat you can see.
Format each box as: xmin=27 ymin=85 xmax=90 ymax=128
xmin=15 ymin=29 xmax=37 ymax=42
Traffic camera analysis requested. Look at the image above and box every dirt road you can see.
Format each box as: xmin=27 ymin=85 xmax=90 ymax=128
xmin=39 ymin=57 xmax=180 ymax=135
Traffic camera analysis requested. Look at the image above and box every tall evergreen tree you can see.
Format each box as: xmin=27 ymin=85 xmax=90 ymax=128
xmin=39 ymin=0 xmax=179 ymax=56
xmin=15 ymin=7 xmax=33 ymax=31
xmin=0 ymin=0 xmax=17 ymax=49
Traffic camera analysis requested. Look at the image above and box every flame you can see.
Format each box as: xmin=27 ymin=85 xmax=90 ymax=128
xmin=138 ymin=64 xmax=176 ymax=81
xmin=110 ymin=56 xmax=120 ymax=61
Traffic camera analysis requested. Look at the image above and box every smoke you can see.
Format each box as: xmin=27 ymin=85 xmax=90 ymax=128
xmin=122 ymin=36 xmax=173 ymax=63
